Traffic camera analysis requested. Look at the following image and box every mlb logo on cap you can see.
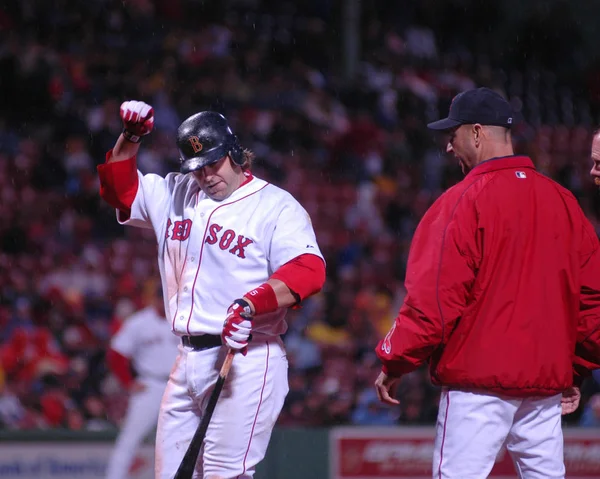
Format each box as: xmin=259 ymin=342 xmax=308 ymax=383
xmin=427 ymin=87 xmax=515 ymax=131
xmin=515 ymin=171 xmax=526 ymax=179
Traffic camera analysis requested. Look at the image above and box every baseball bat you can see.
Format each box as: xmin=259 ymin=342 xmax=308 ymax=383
xmin=174 ymin=348 xmax=235 ymax=479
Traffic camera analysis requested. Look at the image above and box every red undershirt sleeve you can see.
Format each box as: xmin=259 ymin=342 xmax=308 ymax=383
xmin=106 ymin=348 xmax=134 ymax=388
xmin=271 ymin=253 xmax=325 ymax=301
xmin=97 ymin=149 xmax=139 ymax=213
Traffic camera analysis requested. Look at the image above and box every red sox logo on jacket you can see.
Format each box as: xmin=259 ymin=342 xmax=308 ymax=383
xmin=166 ymin=219 xmax=254 ymax=259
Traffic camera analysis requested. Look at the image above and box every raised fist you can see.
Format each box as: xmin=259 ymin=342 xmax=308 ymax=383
xmin=120 ymin=100 xmax=154 ymax=143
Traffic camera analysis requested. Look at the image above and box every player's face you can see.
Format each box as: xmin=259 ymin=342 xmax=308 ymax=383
xmin=590 ymin=134 xmax=600 ymax=186
xmin=192 ymin=156 xmax=243 ymax=200
xmin=446 ymin=124 xmax=477 ymax=174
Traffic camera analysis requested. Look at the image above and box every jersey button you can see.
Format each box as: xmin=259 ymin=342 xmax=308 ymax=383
xmin=190 ymin=257 xmax=195 ymax=262
xmin=200 ymin=213 xmax=205 ymax=217
xmin=184 ymin=286 xmax=188 ymax=292
xmin=179 ymin=315 xmax=184 ymax=321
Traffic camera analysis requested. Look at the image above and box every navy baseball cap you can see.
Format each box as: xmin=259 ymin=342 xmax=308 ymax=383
xmin=427 ymin=87 xmax=514 ymax=131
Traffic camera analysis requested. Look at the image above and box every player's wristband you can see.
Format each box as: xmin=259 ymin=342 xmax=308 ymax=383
xmin=122 ymin=129 xmax=142 ymax=143
xmin=243 ymin=283 xmax=278 ymax=315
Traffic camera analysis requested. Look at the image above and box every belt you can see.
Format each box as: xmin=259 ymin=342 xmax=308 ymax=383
xmin=181 ymin=334 xmax=223 ymax=351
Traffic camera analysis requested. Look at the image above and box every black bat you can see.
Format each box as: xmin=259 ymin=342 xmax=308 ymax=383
xmin=174 ymin=349 xmax=235 ymax=479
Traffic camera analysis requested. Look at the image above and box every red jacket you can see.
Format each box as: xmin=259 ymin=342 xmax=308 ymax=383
xmin=376 ymin=156 xmax=600 ymax=397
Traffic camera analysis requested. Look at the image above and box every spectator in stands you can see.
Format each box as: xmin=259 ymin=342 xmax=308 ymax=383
xmin=579 ymin=393 xmax=600 ymax=427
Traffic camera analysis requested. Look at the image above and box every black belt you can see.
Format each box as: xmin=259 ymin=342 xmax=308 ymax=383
xmin=181 ymin=334 xmax=223 ymax=351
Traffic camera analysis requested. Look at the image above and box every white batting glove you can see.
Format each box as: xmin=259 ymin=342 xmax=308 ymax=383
xmin=221 ymin=299 xmax=253 ymax=355
xmin=120 ymin=100 xmax=154 ymax=143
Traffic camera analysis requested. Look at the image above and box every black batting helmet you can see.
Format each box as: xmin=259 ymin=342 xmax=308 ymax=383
xmin=176 ymin=111 xmax=244 ymax=174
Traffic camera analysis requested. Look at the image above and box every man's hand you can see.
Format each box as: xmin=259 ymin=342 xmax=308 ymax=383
xmin=120 ymin=100 xmax=154 ymax=142
xmin=561 ymin=386 xmax=581 ymax=415
xmin=221 ymin=299 xmax=253 ymax=355
xmin=374 ymin=371 xmax=401 ymax=406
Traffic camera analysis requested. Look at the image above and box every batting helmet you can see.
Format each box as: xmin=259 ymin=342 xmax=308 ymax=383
xmin=176 ymin=111 xmax=244 ymax=174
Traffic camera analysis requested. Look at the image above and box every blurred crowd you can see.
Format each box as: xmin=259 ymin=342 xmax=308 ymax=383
xmin=1 ymin=0 xmax=600 ymax=432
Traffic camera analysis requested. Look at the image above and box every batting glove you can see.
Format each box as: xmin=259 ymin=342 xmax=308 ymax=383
xmin=120 ymin=100 xmax=154 ymax=143
xmin=222 ymin=299 xmax=253 ymax=355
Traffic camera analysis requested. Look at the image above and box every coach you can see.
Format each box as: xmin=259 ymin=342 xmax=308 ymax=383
xmin=374 ymin=88 xmax=600 ymax=478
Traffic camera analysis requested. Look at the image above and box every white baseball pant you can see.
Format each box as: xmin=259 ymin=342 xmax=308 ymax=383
xmin=155 ymin=338 xmax=288 ymax=479
xmin=433 ymin=388 xmax=564 ymax=479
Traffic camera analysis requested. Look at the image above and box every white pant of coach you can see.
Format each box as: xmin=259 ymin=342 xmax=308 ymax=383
xmin=433 ymin=389 xmax=565 ymax=479
xmin=155 ymin=338 xmax=288 ymax=479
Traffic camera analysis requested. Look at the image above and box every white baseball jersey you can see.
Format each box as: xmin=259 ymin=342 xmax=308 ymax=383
xmin=117 ymin=171 xmax=324 ymax=337
xmin=110 ymin=306 xmax=179 ymax=379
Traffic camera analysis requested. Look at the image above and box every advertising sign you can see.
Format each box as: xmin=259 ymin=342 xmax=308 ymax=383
xmin=330 ymin=427 xmax=600 ymax=479
xmin=0 ymin=443 xmax=154 ymax=479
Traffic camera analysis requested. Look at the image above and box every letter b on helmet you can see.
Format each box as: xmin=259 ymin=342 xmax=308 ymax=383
xmin=176 ymin=111 xmax=244 ymax=174
xmin=188 ymin=136 xmax=203 ymax=154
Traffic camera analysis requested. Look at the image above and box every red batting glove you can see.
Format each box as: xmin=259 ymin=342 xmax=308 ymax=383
xmin=221 ymin=299 xmax=253 ymax=356
xmin=120 ymin=100 xmax=154 ymax=143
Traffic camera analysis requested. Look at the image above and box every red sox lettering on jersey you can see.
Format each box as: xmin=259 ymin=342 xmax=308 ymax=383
xmin=166 ymin=218 xmax=192 ymax=241
xmin=204 ymin=223 xmax=254 ymax=258
xmin=166 ymin=219 xmax=255 ymax=258
xmin=117 ymin=171 xmax=323 ymax=337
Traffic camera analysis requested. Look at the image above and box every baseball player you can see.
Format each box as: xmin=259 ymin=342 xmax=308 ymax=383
xmin=374 ymin=88 xmax=600 ymax=479
xmin=106 ymin=285 xmax=179 ymax=479
xmin=97 ymin=101 xmax=326 ymax=479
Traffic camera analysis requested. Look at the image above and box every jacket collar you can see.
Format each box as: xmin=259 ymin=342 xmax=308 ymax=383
xmin=466 ymin=155 xmax=535 ymax=179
